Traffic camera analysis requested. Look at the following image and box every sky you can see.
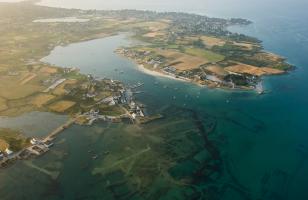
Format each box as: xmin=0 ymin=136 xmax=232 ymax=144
xmin=0 ymin=0 xmax=24 ymax=2
xmin=0 ymin=0 xmax=307 ymax=18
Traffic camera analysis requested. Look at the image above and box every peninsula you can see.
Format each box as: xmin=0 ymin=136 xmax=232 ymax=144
xmin=115 ymin=16 xmax=292 ymax=91
xmin=0 ymin=1 xmax=292 ymax=167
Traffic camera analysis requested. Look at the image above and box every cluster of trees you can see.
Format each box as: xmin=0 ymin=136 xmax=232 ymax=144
xmin=228 ymin=33 xmax=261 ymax=43
xmin=223 ymin=74 xmax=254 ymax=86
xmin=192 ymin=38 xmax=205 ymax=48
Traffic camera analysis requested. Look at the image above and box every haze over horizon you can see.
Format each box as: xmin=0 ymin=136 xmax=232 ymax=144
xmin=1 ymin=0 xmax=308 ymax=199
xmin=1 ymin=0 xmax=307 ymax=18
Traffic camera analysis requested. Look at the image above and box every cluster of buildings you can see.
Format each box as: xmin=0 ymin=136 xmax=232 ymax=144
xmin=63 ymin=67 xmax=79 ymax=74
xmin=45 ymin=78 xmax=66 ymax=92
xmin=43 ymin=73 xmax=67 ymax=93
xmin=0 ymin=138 xmax=55 ymax=168
xmin=118 ymin=48 xmax=197 ymax=82
xmin=81 ymin=84 xmax=146 ymax=124
xmin=0 ymin=148 xmax=14 ymax=160
xmin=42 ymin=67 xmax=79 ymax=94
xmin=86 ymin=79 xmax=131 ymax=106
xmin=171 ymin=16 xmax=228 ymax=36
xmin=27 ymin=138 xmax=53 ymax=155
xmin=41 ymin=65 xmax=148 ymax=123
xmin=119 ymin=48 xmax=261 ymax=91
xmin=81 ymin=109 xmax=122 ymax=125
xmin=93 ymin=10 xmax=250 ymax=37
xmin=17 ymin=138 xmax=54 ymax=162
xmin=42 ymin=74 xmax=62 ymax=86
xmin=98 ymin=87 xmax=130 ymax=105
xmin=0 ymin=149 xmax=15 ymax=168
xmin=129 ymin=101 xmax=144 ymax=119
xmin=118 ymin=49 xmax=164 ymax=67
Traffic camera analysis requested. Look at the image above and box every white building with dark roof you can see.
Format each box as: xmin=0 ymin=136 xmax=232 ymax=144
xmin=5 ymin=148 xmax=13 ymax=156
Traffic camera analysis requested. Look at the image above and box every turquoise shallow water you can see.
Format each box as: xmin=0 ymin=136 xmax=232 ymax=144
xmin=1 ymin=1 xmax=308 ymax=199
xmin=39 ymin=33 xmax=308 ymax=199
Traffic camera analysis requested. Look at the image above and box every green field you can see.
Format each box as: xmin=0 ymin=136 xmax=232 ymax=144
xmin=165 ymin=44 xmax=180 ymax=49
xmin=0 ymin=129 xmax=30 ymax=152
xmin=99 ymin=105 xmax=126 ymax=116
xmin=184 ymin=48 xmax=225 ymax=63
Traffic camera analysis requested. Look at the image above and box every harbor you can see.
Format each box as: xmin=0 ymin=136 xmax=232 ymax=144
xmin=0 ymin=118 xmax=76 ymax=169
xmin=0 ymin=78 xmax=161 ymax=169
xmin=0 ymin=12 xmax=306 ymax=198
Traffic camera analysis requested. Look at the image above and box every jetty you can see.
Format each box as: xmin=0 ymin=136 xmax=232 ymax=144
xmin=256 ymin=81 xmax=264 ymax=94
xmin=130 ymin=82 xmax=144 ymax=89
xmin=42 ymin=118 xmax=76 ymax=143
xmin=0 ymin=118 xmax=77 ymax=169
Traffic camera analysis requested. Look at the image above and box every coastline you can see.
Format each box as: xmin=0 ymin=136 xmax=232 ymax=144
xmin=136 ymin=64 xmax=189 ymax=83
xmin=136 ymin=61 xmax=263 ymax=93
xmin=0 ymin=2 xmax=306 ymax=200
xmin=116 ymin=50 xmax=264 ymax=93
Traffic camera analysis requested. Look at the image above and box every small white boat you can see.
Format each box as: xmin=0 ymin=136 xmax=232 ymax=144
xmin=255 ymin=81 xmax=264 ymax=95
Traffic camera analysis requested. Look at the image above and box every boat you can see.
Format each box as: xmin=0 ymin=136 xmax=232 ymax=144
xmin=131 ymin=82 xmax=144 ymax=89
xmin=256 ymin=81 xmax=264 ymax=95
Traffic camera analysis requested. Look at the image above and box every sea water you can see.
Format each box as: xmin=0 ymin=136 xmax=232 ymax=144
xmin=1 ymin=0 xmax=308 ymax=199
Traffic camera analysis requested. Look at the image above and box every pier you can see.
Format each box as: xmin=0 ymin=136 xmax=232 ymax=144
xmin=42 ymin=118 xmax=76 ymax=143
xmin=130 ymin=82 xmax=144 ymax=89
xmin=0 ymin=118 xmax=77 ymax=168
xmin=1 ymin=103 xmax=146 ymax=169
xmin=256 ymin=81 xmax=264 ymax=94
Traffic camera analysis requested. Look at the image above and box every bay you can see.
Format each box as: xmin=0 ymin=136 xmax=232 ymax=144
xmin=1 ymin=0 xmax=308 ymax=199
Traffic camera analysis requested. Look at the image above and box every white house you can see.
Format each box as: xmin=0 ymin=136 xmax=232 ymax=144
xmin=5 ymin=148 xmax=13 ymax=156
xmin=30 ymin=138 xmax=38 ymax=145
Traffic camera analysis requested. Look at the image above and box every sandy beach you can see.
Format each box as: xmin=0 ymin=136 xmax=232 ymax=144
xmin=137 ymin=64 xmax=189 ymax=83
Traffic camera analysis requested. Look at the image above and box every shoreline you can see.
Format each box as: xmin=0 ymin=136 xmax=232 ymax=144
xmin=2 ymin=1 xmax=288 ymax=96
xmin=117 ymin=51 xmax=264 ymax=93
xmin=136 ymin=64 xmax=189 ymax=83
xmin=136 ymin=62 xmax=263 ymax=93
